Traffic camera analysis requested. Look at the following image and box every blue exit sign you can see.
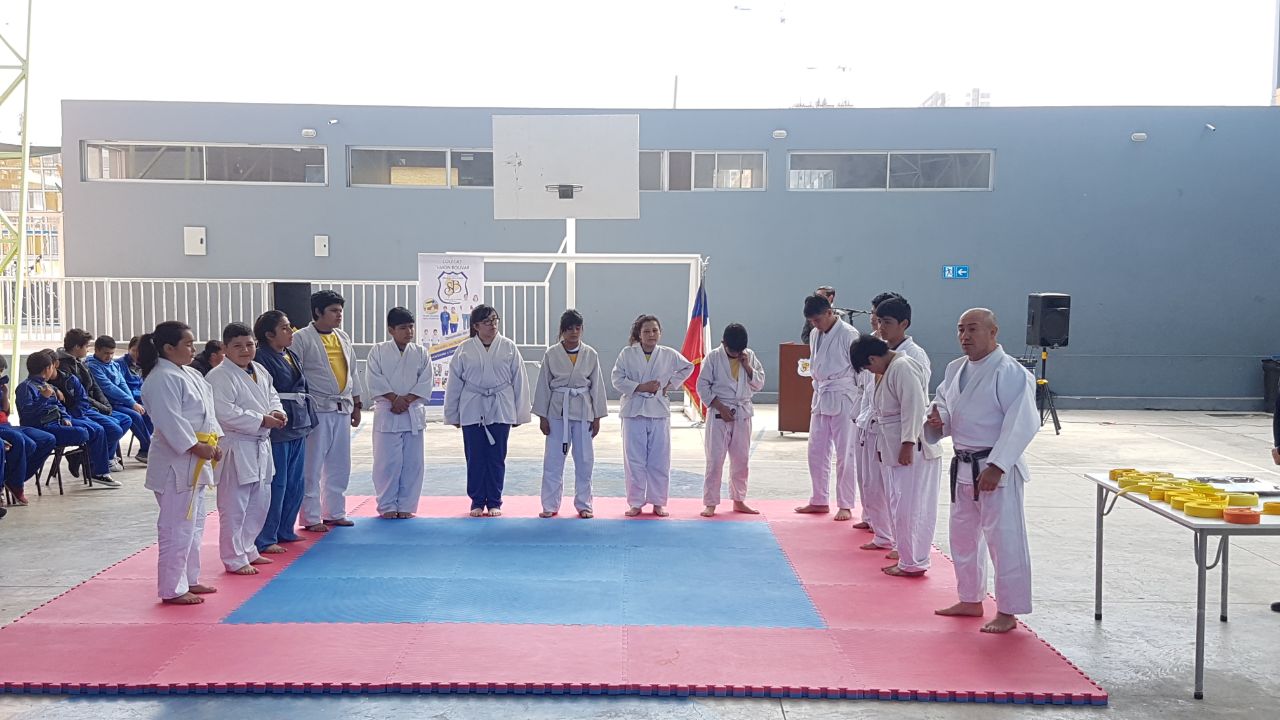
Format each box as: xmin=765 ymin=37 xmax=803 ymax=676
xmin=942 ymin=265 xmax=970 ymax=279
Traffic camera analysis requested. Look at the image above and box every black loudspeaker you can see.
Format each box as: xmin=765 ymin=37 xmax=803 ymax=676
xmin=1026 ymin=293 xmax=1070 ymax=348
xmin=272 ymin=282 xmax=313 ymax=328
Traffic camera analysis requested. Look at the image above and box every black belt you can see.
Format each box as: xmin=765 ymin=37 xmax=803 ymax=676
xmin=950 ymin=448 xmax=991 ymax=503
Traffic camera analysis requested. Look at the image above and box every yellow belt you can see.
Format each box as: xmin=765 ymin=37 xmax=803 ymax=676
xmin=187 ymin=432 xmax=220 ymax=520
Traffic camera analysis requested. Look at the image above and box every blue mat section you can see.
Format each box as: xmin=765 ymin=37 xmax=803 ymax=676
xmin=225 ymin=519 xmax=824 ymax=629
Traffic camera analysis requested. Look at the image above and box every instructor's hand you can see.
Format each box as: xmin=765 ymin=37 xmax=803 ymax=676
xmin=926 ymin=405 xmax=943 ymax=429
xmin=350 ymin=407 xmax=362 ymax=428
xmin=539 ymin=417 xmax=551 ymax=436
xmin=898 ymin=443 xmax=914 ymax=466
xmin=978 ymin=464 xmax=1004 ymax=492
xmin=590 ymin=418 xmax=601 ymax=438
xmin=1272 ymin=448 xmax=1280 ymax=466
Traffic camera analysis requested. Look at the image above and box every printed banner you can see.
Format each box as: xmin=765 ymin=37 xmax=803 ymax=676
xmin=417 ymin=254 xmax=485 ymax=406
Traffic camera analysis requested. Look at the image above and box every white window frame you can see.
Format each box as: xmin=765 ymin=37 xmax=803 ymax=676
xmin=786 ymin=150 xmax=995 ymax=192
xmin=347 ymin=146 xmax=493 ymax=189
xmin=649 ymin=150 xmax=767 ymax=192
xmin=82 ymin=140 xmax=328 ymax=186
xmin=639 ymin=150 xmax=665 ymax=192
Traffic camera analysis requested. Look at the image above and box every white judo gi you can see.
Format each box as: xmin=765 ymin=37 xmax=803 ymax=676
xmin=925 ymin=345 xmax=1038 ymax=615
xmin=532 ymin=342 xmax=608 ymax=514
xmin=364 ymin=340 xmax=434 ymax=515
xmin=860 ymin=335 xmax=932 ymax=543
xmin=292 ymin=323 xmax=363 ymax=525
xmin=874 ymin=352 xmax=941 ymax=573
xmin=696 ymin=346 xmax=766 ymax=507
xmin=854 ymin=368 xmax=892 ymax=546
xmin=207 ymin=360 xmax=282 ymax=571
xmin=807 ymin=319 xmax=861 ymax=509
xmin=142 ymin=359 xmax=223 ymax=600
xmin=443 ymin=335 xmax=531 ymax=431
xmin=611 ymin=345 xmax=693 ymax=509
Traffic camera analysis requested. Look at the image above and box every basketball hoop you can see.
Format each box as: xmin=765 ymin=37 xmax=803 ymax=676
xmin=545 ymin=184 xmax=583 ymax=200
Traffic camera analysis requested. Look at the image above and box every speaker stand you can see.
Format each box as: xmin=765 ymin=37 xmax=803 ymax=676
xmin=1038 ymin=348 xmax=1062 ymax=435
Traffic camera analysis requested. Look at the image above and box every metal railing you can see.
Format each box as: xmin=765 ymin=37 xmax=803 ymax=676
xmin=0 ymin=276 xmax=550 ymax=351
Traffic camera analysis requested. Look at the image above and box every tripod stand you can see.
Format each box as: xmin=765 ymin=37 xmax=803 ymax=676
xmin=1037 ymin=348 xmax=1061 ymax=435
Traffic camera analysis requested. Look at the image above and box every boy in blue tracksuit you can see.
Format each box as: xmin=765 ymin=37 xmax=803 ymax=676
xmin=87 ymin=335 xmax=151 ymax=463
xmin=0 ymin=355 xmax=56 ymax=505
xmin=16 ymin=351 xmax=118 ymax=487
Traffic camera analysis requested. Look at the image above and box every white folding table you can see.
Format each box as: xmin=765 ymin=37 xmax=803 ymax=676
xmin=1086 ymin=473 xmax=1280 ymax=699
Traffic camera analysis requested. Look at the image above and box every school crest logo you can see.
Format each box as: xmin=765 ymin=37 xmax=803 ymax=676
xmin=437 ymin=272 xmax=469 ymax=305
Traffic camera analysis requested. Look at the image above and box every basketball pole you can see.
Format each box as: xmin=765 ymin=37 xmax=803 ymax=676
xmin=564 ymin=218 xmax=576 ymax=309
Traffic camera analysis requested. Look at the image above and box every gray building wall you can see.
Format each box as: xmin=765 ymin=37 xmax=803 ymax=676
xmin=62 ymin=100 xmax=1280 ymax=408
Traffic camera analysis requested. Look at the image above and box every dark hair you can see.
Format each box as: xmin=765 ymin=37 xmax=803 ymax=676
xmin=870 ymin=291 xmax=905 ymax=309
xmin=94 ymin=335 xmax=117 ymax=352
xmin=469 ymin=305 xmax=498 ymax=338
xmin=559 ymin=309 xmax=584 ymax=336
xmin=387 ymin=306 xmax=414 ymax=327
xmin=628 ymin=314 xmax=661 ymax=345
xmin=221 ymin=322 xmax=252 ymax=345
xmin=849 ymin=335 xmax=891 ymax=372
xmin=41 ymin=348 xmax=58 ymax=363
xmin=26 ymin=351 xmax=51 ymax=376
xmin=254 ymin=310 xmax=288 ymax=346
xmin=139 ymin=321 xmax=191 ymax=377
xmin=874 ymin=297 xmax=912 ymax=325
xmin=198 ymin=340 xmax=223 ymax=359
xmin=63 ymin=328 xmax=92 ymax=352
xmin=722 ymin=323 xmax=748 ymax=352
xmin=803 ymin=294 xmax=832 ymax=319
xmin=0 ymin=353 xmax=6 ymax=373
xmin=310 ymin=289 xmax=345 ymax=320
xmin=127 ymin=335 xmax=141 ymax=350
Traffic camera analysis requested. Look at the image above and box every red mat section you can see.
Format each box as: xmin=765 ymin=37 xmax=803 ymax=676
xmin=0 ymin=496 xmax=1106 ymax=704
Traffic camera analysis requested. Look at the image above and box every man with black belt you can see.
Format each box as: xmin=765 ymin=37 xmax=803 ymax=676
xmin=926 ymin=308 xmax=1039 ymax=633
xmin=801 ymin=286 xmax=854 ymax=343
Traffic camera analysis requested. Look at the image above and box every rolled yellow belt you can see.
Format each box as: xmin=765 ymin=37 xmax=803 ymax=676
xmin=1169 ymin=494 xmax=1198 ymax=511
xmin=186 ymin=432 xmax=220 ymax=520
xmin=1225 ymin=493 xmax=1259 ymax=507
xmin=1262 ymin=502 xmax=1280 ymax=516
xmin=1184 ymin=501 xmax=1228 ymax=519
xmin=1110 ymin=468 xmax=1137 ymax=481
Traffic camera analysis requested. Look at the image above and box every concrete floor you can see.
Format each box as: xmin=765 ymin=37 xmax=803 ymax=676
xmin=2 ymin=407 xmax=1278 ymax=719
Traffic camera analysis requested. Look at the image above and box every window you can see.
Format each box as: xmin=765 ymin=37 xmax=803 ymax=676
xmin=788 ymin=151 xmax=992 ymax=191
xmin=662 ymin=151 xmax=765 ymax=191
xmin=348 ymin=148 xmax=493 ymax=188
xmin=205 ymin=146 xmax=326 ymax=184
xmin=84 ymin=143 xmax=204 ymax=181
xmin=788 ymin=153 xmax=887 ymax=190
xmin=888 ymin=152 xmax=992 ymax=189
xmin=639 ymin=151 xmax=664 ymax=191
xmin=83 ymin=142 xmax=326 ymax=184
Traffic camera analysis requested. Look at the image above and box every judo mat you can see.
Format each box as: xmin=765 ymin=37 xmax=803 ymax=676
xmin=0 ymin=496 xmax=1106 ymax=705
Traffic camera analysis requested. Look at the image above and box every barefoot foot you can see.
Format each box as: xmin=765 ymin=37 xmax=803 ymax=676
xmin=624 ymin=506 xmax=642 ymax=517
xmin=851 ymin=521 xmax=871 ymax=530
xmin=381 ymin=512 xmax=398 ymax=519
xmin=794 ymin=504 xmax=830 ymax=514
xmin=652 ymin=506 xmax=669 ymax=517
xmin=935 ymin=601 xmax=985 ymax=618
xmin=188 ymin=584 xmax=218 ymax=594
xmin=488 ymin=508 xmax=503 ymax=517
xmin=539 ymin=511 xmax=557 ymax=518
xmin=397 ymin=512 xmax=415 ymax=519
xmin=302 ymin=523 xmax=329 ymax=533
xmin=833 ymin=508 xmax=853 ymax=521
xmin=882 ymin=565 xmax=926 ymax=577
xmin=859 ymin=541 xmax=889 ymax=551
xmin=469 ymin=508 xmax=485 ymax=517
xmin=231 ymin=565 xmax=259 ymax=575
xmin=732 ymin=501 xmax=759 ymax=514
xmin=885 ymin=550 xmax=899 ymax=560
xmin=578 ymin=509 xmax=593 ymax=519
xmin=260 ymin=544 xmax=286 ymax=554
xmin=701 ymin=506 xmax=716 ymax=517
xmin=249 ymin=556 xmax=273 ymax=566
xmin=982 ymin=613 xmax=1019 ymax=633
xmin=162 ymin=592 xmax=204 ymax=605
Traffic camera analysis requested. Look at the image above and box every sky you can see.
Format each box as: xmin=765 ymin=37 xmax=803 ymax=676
xmin=0 ymin=0 xmax=1276 ymax=145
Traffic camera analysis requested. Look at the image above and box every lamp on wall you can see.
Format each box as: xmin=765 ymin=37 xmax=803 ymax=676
xmin=301 ymin=128 xmax=317 ymax=138
xmin=772 ymin=129 xmax=788 ymax=139
xmin=327 ymin=118 xmax=339 ymax=125
xmin=1129 ymin=132 xmax=1148 ymax=143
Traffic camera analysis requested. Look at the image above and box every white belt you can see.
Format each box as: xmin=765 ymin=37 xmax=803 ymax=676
xmin=470 ymin=384 xmax=506 ymax=445
xmin=277 ymin=392 xmax=307 ymax=401
xmin=554 ymin=386 xmax=589 ymax=454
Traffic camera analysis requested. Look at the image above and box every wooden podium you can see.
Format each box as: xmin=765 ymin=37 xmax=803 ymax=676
xmin=778 ymin=342 xmax=813 ymax=435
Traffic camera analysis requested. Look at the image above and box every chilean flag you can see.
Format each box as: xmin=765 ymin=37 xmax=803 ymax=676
xmin=681 ymin=278 xmax=709 ymax=421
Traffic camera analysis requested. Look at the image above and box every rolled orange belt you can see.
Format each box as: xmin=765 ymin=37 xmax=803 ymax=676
xmin=1262 ymin=502 xmax=1280 ymax=516
xmin=1223 ymin=507 xmax=1261 ymax=524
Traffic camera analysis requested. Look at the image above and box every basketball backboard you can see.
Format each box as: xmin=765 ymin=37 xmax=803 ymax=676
xmin=492 ymin=114 xmax=639 ymax=220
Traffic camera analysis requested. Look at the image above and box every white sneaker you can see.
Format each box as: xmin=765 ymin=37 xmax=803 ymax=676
xmin=110 ymin=460 xmax=125 ymax=473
